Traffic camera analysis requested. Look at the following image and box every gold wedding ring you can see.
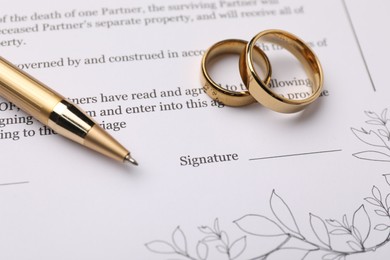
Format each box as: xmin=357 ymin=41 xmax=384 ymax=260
xmin=201 ymin=39 xmax=272 ymax=106
xmin=240 ymin=29 xmax=323 ymax=113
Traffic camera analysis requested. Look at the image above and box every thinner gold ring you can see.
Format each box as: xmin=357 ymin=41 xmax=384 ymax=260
xmin=201 ymin=39 xmax=272 ymax=107
xmin=240 ymin=29 xmax=324 ymax=113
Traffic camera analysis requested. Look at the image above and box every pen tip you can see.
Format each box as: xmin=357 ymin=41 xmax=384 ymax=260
xmin=125 ymin=154 xmax=138 ymax=166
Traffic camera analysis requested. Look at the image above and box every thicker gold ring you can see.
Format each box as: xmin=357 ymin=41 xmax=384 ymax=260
xmin=240 ymin=29 xmax=324 ymax=113
xmin=201 ymin=39 xmax=271 ymax=107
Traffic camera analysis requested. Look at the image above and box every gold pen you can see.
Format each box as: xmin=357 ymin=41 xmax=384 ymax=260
xmin=0 ymin=56 xmax=138 ymax=166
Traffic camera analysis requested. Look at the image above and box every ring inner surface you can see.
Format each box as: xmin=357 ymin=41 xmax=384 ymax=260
xmin=251 ymin=32 xmax=322 ymax=104
xmin=205 ymin=40 xmax=250 ymax=96
xmin=205 ymin=40 xmax=269 ymax=96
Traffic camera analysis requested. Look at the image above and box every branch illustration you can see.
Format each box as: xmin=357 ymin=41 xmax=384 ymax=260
xmin=352 ymin=109 xmax=390 ymax=162
xmin=146 ymin=219 xmax=246 ymax=260
xmin=146 ymin=175 xmax=390 ymax=259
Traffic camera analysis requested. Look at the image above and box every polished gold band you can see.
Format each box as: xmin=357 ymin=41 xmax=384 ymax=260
xmin=240 ymin=29 xmax=324 ymax=113
xmin=201 ymin=39 xmax=271 ymax=106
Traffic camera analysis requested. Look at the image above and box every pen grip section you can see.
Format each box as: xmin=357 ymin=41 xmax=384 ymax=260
xmin=0 ymin=57 xmax=63 ymax=124
xmin=48 ymin=100 xmax=95 ymax=145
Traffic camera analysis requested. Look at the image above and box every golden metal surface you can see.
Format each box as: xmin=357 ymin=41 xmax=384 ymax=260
xmin=240 ymin=29 xmax=324 ymax=113
xmin=84 ymin=124 xmax=130 ymax=162
xmin=0 ymin=57 xmax=63 ymax=123
xmin=201 ymin=39 xmax=272 ymax=106
xmin=48 ymin=100 xmax=94 ymax=144
xmin=0 ymin=56 xmax=133 ymax=164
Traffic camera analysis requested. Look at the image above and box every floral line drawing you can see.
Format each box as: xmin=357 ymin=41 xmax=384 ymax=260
xmin=146 ymin=174 xmax=390 ymax=259
xmin=351 ymin=109 xmax=390 ymax=162
xmin=145 ymin=219 xmax=246 ymax=260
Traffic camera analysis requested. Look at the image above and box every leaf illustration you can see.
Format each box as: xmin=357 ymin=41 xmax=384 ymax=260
xmin=352 ymin=205 xmax=371 ymax=243
xmin=198 ymin=226 xmax=214 ymax=235
xmin=202 ymin=235 xmax=219 ymax=242
xmin=172 ymin=226 xmax=188 ymax=253
xmin=351 ymin=226 xmax=363 ymax=242
xmin=270 ymin=190 xmax=301 ymax=235
xmin=381 ymin=108 xmax=388 ymax=121
xmin=378 ymin=129 xmax=389 ymax=139
xmin=214 ymin=218 xmax=221 ymax=234
xmin=353 ymin=151 xmax=390 ymax=162
xmin=347 ymin=240 xmax=362 ymax=251
xmin=330 ymin=229 xmax=350 ymax=235
xmin=374 ymin=224 xmax=390 ymax=231
xmin=326 ymin=219 xmax=343 ymax=228
xmin=351 ymin=128 xmax=387 ymax=147
xmin=384 ymin=174 xmax=390 ymax=186
xmin=196 ymin=241 xmax=209 ymax=260
xmin=342 ymin=215 xmax=350 ymax=228
xmin=374 ymin=209 xmax=388 ymax=217
xmin=234 ymin=214 xmax=284 ymax=237
xmin=365 ymin=120 xmax=383 ymax=125
xmin=322 ymin=252 xmax=342 ymax=260
xmin=145 ymin=240 xmax=176 ymax=254
xmin=386 ymin=193 xmax=390 ymax=210
xmin=364 ymin=197 xmax=381 ymax=207
xmin=220 ymin=231 xmax=229 ymax=246
xmin=366 ymin=120 xmax=383 ymax=125
xmin=372 ymin=186 xmax=382 ymax=201
xmin=364 ymin=111 xmax=378 ymax=119
xmin=310 ymin=213 xmax=331 ymax=248
xmin=216 ymin=245 xmax=227 ymax=254
xmin=230 ymin=236 xmax=246 ymax=260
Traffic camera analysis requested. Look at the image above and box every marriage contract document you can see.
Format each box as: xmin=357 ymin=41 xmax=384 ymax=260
xmin=1 ymin=0 xmax=390 ymax=259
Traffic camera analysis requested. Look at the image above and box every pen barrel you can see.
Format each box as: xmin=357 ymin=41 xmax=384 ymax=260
xmin=0 ymin=57 xmax=63 ymax=124
xmin=0 ymin=56 xmax=131 ymax=163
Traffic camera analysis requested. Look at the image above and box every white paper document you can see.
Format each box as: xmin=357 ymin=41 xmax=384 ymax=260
xmin=1 ymin=0 xmax=390 ymax=259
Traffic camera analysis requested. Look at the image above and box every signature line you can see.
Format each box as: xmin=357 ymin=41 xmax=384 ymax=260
xmin=249 ymin=149 xmax=342 ymax=161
